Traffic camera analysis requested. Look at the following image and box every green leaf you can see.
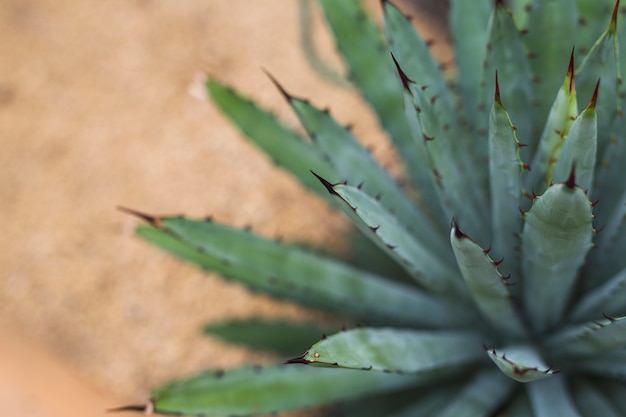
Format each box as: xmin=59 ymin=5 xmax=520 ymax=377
xmin=526 ymin=55 xmax=578 ymax=192
xmin=485 ymin=345 xmax=558 ymax=383
xmin=526 ymin=375 xmax=582 ymax=417
xmin=524 ymin=0 xmax=578 ymax=123
xmin=552 ymin=85 xmax=599 ymax=192
xmin=281 ymin=88 xmax=449 ymax=257
xmin=571 ymin=378 xmax=623 ymax=417
xmin=435 ymin=369 xmax=516 ymax=417
xmin=450 ymin=221 xmax=525 ymax=337
xmin=546 ymin=315 xmax=626 ymax=357
xmin=318 ymin=0 xmax=428 ymax=197
xmin=574 ymin=349 xmax=626 ymax=380
xmin=292 ymin=328 xmax=484 ymax=374
xmin=318 ymin=179 xmax=468 ymax=300
xmin=149 ymin=363 xmax=419 ymax=416
xmin=204 ymin=320 xmax=334 ymax=357
xmin=134 ymin=214 xmax=464 ymax=328
xmin=482 ymin=2 xmax=534 ymax=153
xmin=488 ymin=79 xmax=525 ymax=279
xmin=521 ymin=182 xmax=594 ymax=332
xmin=206 ymin=79 xmax=334 ymax=197
xmin=571 ymin=267 xmax=626 ymax=321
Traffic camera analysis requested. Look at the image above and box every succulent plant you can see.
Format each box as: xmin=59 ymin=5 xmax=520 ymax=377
xmin=117 ymin=0 xmax=626 ymax=415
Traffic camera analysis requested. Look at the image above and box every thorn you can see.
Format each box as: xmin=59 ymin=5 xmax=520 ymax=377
xmin=611 ymin=0 xmax=621 ymax=33
xmin=311 ymin=171 xmax=339 ymax=196
xmin=263 ymin=69 xmax=292 ymax=102
xmin=451 ymin=218 xmax=468 ymax=239
xmin=108 ymin=401 xmax=154 ymax=414
xmin=588 ymin=79 xmax=600 ymax=110
xmin=567 ymin=47 xmax=575 ymax=93
xmin=494 ymin=71 xmax=503 ymax=107
xmin=390 ymin=53 xmax=415 ymax=95
xmin=518 ymin=142 xmax=528 ymax=148
xmin=564 ymin=162 xmax=577 ymax=189
xmin=117 ymin=206 xmax=163 ymax=227
xmin=602 ymin=312 xmax=617 ymax=322
xmin=284 ymin=356 xmax=311 ymax=365
xmin=493 ymin=258 xmax=504 ymax=266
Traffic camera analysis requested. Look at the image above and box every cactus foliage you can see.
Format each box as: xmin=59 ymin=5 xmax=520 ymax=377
xmin=121 ymin=0 xmax=626 ymax=415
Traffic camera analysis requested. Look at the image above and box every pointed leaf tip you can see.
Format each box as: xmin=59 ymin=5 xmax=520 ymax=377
xmin=494 ymin=71 xmax=503 ymax=106
xmin=567 ymin=48 xmax=575 ymax=93
xmin=263 ymin=69 xmax=292 ymax=102
xmin=588 ymin=79 xmax=600 ymax=109
xmin=611 ymin=0 xmax=620 ymax=32
xmin=564 ymin=162 xmax=577 ymax=189
xmin=451 ymin=218 xmax=468 ymax=239
xmin=390 ymin=53 xmax=414 ymax=94
xmin=117 ymin=206 xmax=162 ymax=227
xmin=284 ymin=356 xmax=311 ymax=365
xmin=107 ymin=402 xmax=153 ymax=414
xmin=310 ymin=171 xmax=339 ymax=195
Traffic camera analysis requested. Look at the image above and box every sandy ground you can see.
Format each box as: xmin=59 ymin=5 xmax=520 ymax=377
xmin=0 ymin=1 xmax=448 ymax=415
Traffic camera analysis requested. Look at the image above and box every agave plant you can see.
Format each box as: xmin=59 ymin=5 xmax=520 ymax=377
xmin=117 ymin=0 xmax=626 ymax=415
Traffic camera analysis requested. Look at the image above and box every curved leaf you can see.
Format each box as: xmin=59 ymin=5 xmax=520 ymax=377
xmin=526 ymin=375 xmax=582 ymax=417
xmin=485 ymin=344 xmax=558 ymax=383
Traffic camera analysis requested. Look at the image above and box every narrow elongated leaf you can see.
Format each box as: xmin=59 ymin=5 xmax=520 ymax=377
xmin=526 ymin=375 xmax=582 ymax=417
xmin=133 ymin=213 xmax=467 ymax=328
xmin=571 ymin=378 xmax=623 ymax=417
xmin=450 ymin=0 xmax=491 ymax=130
xmin=318 ymin=0 xmax=430 ymax=199
xmin=570 ymin=267 xmax=626 ymax=321
xmin=280 ymin=88 xmax=449 ymax=256
xmin=552 ymin=84 xmax=599 ymax=192
xmin=315 ymin=178 xmax=468 ymax=300
xmin=521 ymin=181 xmax=594 ymax=332
xmin=524 ymin=0 xmax=578 ymax=122
xmin=485 ymin=345 xmax=558 ymax=383
xmin=574 ymin=348 xmax=626 ymax=380
xmin=488 ymin=78 xmax=525 ymax=278
xmin=207 ymin=79 xmax=334 ymax=197
xmin=526 ymin=54 xmax=578 ymax=192
xmin=546 ymin=315 xmax=626 ymax=357
xmin=148 ymin=364 xmax=420 ymax=416
xmin=482 ymin=3 xmax=534 ymax=152
xmin=204 ymin=320 xmax=334 ymax=357
xmin=450 ymin=222 xmax=525 ymax=337
xmin=290 ymin=328 xmax=483 ymax=374
xmin=435 ymin=369 xmax=516 ymax=417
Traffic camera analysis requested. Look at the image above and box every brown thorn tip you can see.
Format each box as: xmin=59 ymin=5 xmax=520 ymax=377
xmin=117 ymin=206 xmax=161 ymax=227
xmin=107 ymin=403 xmax=151 ymax=414
xmin=262 ymin=69 xmax=291 ymax=101
xmin=589 ymin=79 xmax=600 ymax=109
xmin=612 ymin=0 xmax=620 ymax=31
xmin=311 ymin=171 xmax=339 ymax=196
xmin=564 ymin=161 xmax=577 ymax=189
xmin=451 ymin=218 xmax=466 ymax=238
xmin=390 ymin=52 xmax=415 ymax=94
xmin=494 ymin=71 xmax=503 ymax=106
xmin=568 ymin=47 xmax=575 ymax=93
xmin=284 ymin=356 xmax=311 ymax=365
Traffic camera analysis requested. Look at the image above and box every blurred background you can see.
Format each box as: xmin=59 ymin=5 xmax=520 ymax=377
xmin=0 ymin=1 xmax=449 ymax=415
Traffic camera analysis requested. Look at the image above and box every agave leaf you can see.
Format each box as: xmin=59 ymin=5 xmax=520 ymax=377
xmin=488 ymin=76 xmax=525 ymax=278
xmin=290 ymin=327 xmax=483 ymax=374
xmin=575 ymin=3 xmax=620 ymax=157
xmin=203 ymin=319 xmax=334 ymax=357
xmin=435 ymin=370 xmax=516 ymax=417
xmin=314 ymin=177 xmax=468 ymax=300
xmin=573 ymin=348 xmax=626 ymax=380
xmin=482 ymin=2 xmax=534 ymax=153
xmin=449 ymin=221 xmax=525 ymax=337
xmin=523 ymin=0 xmax=578 ymax=122
xmin=276 ymin=85 xmax=449 ymax=256
xmin=546 ymin=315 xmax=626 ymax=358
xmin=318 ymin=0 xmax=430 ymax=201
xmin=206 ymin=79 xmax=334 ymax=197
xmin=134 ymin=214 xmax=466 ymax=328
xmin=404 ymin=79 xmax=490 ymax=244
xmin=498 ymin=390 xmax=533 ymax=417
xmin=576 ymin=0 xmax=618 ymax=52
xmin=571 ymin=377 xmax=623 ymax=417
xmin=600 ymin=379 xmax=626 ymax=412
xmin=552 ymin=84 xmax=599 ymax=192
xmin=525 ymin=54 xmax=578 ymax=192
xmin=570 ymin=266 xmax=626 ymax=321
xmin=449 ymin=0 xmax=491 ymax=129
xmin=526 ymin=375 xmax=582 ymax=417
xmin=148 ymin=363 xmax=419 ymax=416
xmin=484 ymin=345 xmax=558 ymax=383
xmin=521 ymin=181 xmax=594 ymax=332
